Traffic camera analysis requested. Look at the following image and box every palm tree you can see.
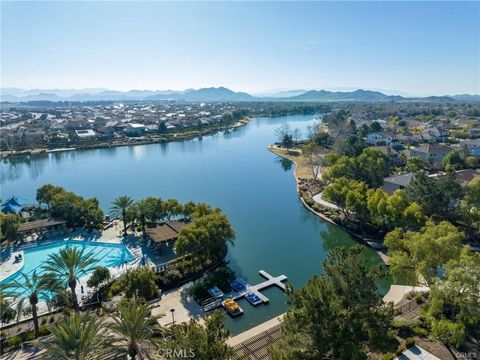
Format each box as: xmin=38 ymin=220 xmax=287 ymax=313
xmin=42 ymin=313 xmax=111 ymax=360
xmin=110 ymin=195 xmax=134 ymax=236
xmin=3 ymin=271 xmax=60 ymax=338
xmin=109 ymin=300 xmax=163 ymax=359
xmin=43 ymin=247 xmax=98 ymax=312
xmin=133 ymin=199 xmax=151 ymax=238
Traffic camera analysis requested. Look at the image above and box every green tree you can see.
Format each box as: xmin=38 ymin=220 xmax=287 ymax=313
xmin=121 ymin=267 xmax=158 ymax=301
xmin=43 ymin=313 xmax=111 ymax=360
xmin=132 ymin=199 xmax=152 ymax=237
xmin=313 ymin=132 xmax=332 ymax=147
xmin=271 ymin=246 xmax=395 ymax=360
xmin=43 ymin=247 xmax=98 ymax=312
xmin=367 ymin=189 xmax=425 ymax=231
xmin=384 ymin=220 xmax=463 ymax=285
xmin=355 ymin=148 xmax=392 ymax=187
xmin=144 ymin=197 xmax=166 ymax=224
xmin=109 ymin=299 xmax=163 ymax=360
xmin=3 ymin=271 xmax=60 ymax=337
xmin=461 ymin=178 xmax=480 ymax=229
xmin=164 ymin=198 xmax=182 ymax=221
xmin=443 ymin=149 xmax=467 ymax=171
xmin=86 ymin=266 xmax=110 ymax=289
xmin=36 ymin=184 xmax=64 ymax=211
xmin=110 ymin=195 xmax=134 ymax=236
xmin=426 ymin=247 xmax=479 ymax=348
xmin=50 ymin=189 xmax=104 ymax=228
xmin=323 ymin=155 xmax=357 ymax=182
xmin=0 ymin=290 xmax=16 ymax=324
xmin=0 ymin=213 xmax=20 ymax=242
xmin=406 ymin=171 xmax=463 ymax=218
xmin=303 ymin=142 xmax=322 ymax=179
xmin=176 ymin=212 xmax=235 ymax=265
xmin=405 ymin=157 xmax=428 ymax=172
xmin=323 ymin=178 xmax=369 ymax=222
xmin=337 ymin=135 xmax=366 ymax=157
xmin=164 ymin=311 xmax=233 ymax=360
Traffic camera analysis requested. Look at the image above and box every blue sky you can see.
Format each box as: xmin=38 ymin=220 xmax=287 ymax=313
xmin=1 ymin=1 xmax=479 ymax=95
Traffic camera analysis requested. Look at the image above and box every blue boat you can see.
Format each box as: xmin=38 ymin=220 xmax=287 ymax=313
xmin=208 ymin=286 xmax=224 ymax=298
xmin=230 ymin=279 xmax=247 ymax=292
xmin=245 ymin=292 xmax=263 ymax=306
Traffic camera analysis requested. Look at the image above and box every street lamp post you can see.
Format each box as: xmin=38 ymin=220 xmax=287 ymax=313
xmin=170 ymin=308 xmax=175 ymax=325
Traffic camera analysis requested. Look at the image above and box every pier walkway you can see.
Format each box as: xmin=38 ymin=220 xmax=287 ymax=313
xmin=204 ymin=270 xmax=287 ymax=311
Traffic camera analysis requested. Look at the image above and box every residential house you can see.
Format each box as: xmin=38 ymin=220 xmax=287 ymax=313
xmin=454 ymin=169 xmax=480 ymax=187
xmin=75 ymin=129 xmax=97 ymax=140
xmin=459 ymin=138 xmax=480 ymax=156
xmin=408 ymin=144 xmax=453 ymax=164
xmin=467 ymin=127 xmax=480 ymax=139
xmin=382 ymin=172 xmax=414 ymax=194
xmin=124 ymin=123 xmax=145 ymax=136
xmin=366 ymin=132 xmax=399 ymax=146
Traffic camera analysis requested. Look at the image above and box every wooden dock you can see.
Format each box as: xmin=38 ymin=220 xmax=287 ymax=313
xmin=204 ymin=270 xmax=288 ymax=312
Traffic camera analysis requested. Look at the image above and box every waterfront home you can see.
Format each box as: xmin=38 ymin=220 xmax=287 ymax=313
xmin=408 ymin=144 xmax=453 ymax=165
xmin=366 ymin=132 xmax=399 ymax=146
xmin=459 ymin=138 xmax=480 ymax=156
xmin=467 ymin=127 xmax=480 ymax=139
xmin=145 ymin=221 xmax=188 ymax=247
xmin=452 ymin=168 xmax=480 ymax=187
xmin=124 ymin=123 xmax=145 ymax=136
xmin=382 ymin=172 xmax=414 ymax=194
xmin=75 ymin=129 xmax=97 ymax=139
xmin=419 ymin=126 xmax=449 ymax=143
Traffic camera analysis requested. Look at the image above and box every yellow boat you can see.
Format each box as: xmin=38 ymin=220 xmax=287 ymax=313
xmin=222 ymin=299 xmax=243 ymax=316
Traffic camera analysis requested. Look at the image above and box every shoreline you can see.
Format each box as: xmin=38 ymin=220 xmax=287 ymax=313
xmin=0 ymin=117 xmax=252 ymax=159
xmin=268 ymin=145 xmax=389 ymax=263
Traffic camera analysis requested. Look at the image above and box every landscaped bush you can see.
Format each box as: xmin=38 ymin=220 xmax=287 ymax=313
xmin=395 ymin=344 xmax=406 ymax=356
xmin=412 ymin=326 xmax=428 ymax=337
xmin=87 ymin=266 xmax=111 ymax=288
xmin=404 ymin=338 xmax=415 ymax=348
xmin=163 ymin=269 xmax=183 ymax=285
xmin=107 ymin=279 xmax=124 ymax=298
xmin=6 ymin=336 xmax=22 ymax=348
xmin=38 ymin=326 xmax=50 ymax=336
xmin=189 ymin=264 xmax=235 ymax=301
xmin=381 ymin=353 xmax=395 ymax=360
xmin=21 ymin=332 xmax=35 ymax=342
xmin=121 ymin=267 xmax=159 ymax=300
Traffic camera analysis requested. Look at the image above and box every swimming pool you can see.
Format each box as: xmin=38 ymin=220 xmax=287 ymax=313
xmin=1 ymin=240 xmax=135 ymax=286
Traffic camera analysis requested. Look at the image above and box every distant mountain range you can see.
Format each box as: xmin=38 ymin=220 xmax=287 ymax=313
xmin=1 ymin=87 xmax=479 ymax=103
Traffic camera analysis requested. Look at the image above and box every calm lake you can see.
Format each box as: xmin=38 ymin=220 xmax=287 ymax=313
xmin=0 ymin=114 xmax=390 ymax=334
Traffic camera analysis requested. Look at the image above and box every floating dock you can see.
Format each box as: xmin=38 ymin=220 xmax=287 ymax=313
xmin=204 ymin=270 xmax=287 ymax=312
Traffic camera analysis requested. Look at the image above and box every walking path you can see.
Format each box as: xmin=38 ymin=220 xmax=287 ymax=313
xmin=383 ymin=285 xmax=429 ymax=305
xmin=312 ymin=192 xmax=338 ymax=209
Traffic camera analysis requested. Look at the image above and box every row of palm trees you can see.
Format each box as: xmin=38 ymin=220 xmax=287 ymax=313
xmin=110 ymin=195 xmax=189 ymax=237
xmin=2 ymin=247 xmax=98 ymax=338
xmin=44 ymin=300 xmax=162 ymax=360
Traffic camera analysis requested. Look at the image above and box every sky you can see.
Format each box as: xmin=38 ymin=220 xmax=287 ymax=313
xmin=1 ymin=1 xmax=479 ymax=96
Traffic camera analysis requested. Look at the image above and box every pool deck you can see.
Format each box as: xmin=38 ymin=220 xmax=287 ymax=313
xmin=0 ymin=222 xmax=159 ymax=324
xmin=0 ymin=249 xmax=24 ymax=282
